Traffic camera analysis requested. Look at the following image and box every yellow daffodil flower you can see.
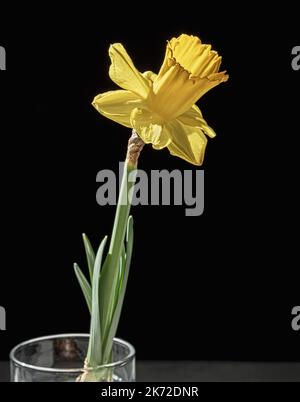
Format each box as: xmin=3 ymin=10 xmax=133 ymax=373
xmin=92 ymin=34 xmax=228 ymax=165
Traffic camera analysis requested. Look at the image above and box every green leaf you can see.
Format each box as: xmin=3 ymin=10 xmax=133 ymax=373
xmin=103 ymin=216 xmax=134 ymax=362
xmin=116 ymin=244 xmax=126 ymax=305
xmin=87 ymin=235 xmax=107 ymax=366
xmin=73 ymin=263 xmax=92 ymax=313
xmin=82 ymin=233 xmax=96 ymax=283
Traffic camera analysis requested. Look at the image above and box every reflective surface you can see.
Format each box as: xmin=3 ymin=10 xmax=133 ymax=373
xmin=10 ymin=334 xmax=135 ymax=382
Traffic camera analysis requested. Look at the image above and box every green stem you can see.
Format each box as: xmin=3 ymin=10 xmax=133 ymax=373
xmin=77 ymin=130 xmax=144 ymax=382
xmin=99 ymin=130 xmax=144 ymax=351
xmin=108 ymin=162 xmax=134 ymax=269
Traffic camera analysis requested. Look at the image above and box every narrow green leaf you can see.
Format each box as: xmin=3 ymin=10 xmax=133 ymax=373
xmin=126 ymin=215 xmax=134 ymax=245
xmin=117 ymin=244 xmax=126 ymax=301
xmin=103 ymin=216 xmax=134 ymax=362
xmin=82 ymin=233 xmax=96 ymax=283
xmin=87 ymin=235 xmax=107 ymax=366
xmin=73 ymin=263 xmax=92 ymax=313
xmin=99 ymin=243 xmax=126 ymax=353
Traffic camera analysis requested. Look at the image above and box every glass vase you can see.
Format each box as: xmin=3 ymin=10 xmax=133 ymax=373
xmin=10 ymin=334 xmax=135 ymax=382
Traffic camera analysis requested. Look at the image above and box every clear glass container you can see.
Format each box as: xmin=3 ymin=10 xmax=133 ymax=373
xmin=10 ymin=334 xmax=135 ymax=382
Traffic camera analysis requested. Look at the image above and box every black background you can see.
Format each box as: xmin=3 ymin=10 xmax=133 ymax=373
xmin=0 ymin=3 xmax=299 ymax=361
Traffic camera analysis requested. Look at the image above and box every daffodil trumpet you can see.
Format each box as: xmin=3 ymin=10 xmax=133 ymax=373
xmin=74 ymin=34 xmax=228 ymax=382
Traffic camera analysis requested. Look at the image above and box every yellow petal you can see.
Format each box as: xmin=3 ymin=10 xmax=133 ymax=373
xmin=108 ymin=43 xmax=150 ymax=99
xmin=130 ymin=108 xmax=171 ymax=149
xmin=166 ymin=119 xmax=208 ymax=166
xmin=92 ymin=90 xmax=144 ymax=128
xmin=177 ymin=104 xmax=217 ymax=138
